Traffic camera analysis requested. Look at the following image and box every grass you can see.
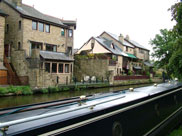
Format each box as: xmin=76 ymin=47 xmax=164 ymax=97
xmin=0 ymin=86 xmax=33 ymax=95
xmin=169 ymin=127 xmax=182 ymax=136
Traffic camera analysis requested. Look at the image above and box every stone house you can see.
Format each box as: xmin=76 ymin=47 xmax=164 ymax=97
xmin=0 ymin=8 xmax=8 ymax=85
xmin=100 ymin=31 xmax=150 ymax=74
xmin=76 ymin=36 xmax=132 ymax=79
xmin=0 ymin=0 xmax=76 ymax=87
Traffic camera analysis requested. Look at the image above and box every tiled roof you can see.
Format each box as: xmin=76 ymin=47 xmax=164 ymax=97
xmin=40 ymin=51 xmax=74 ymax=61
xmin=3 ymin=0 xmax=76 ymax=28
xmin=104 ymin=32 xmax=135 ymax=48
xmin=125 ymin=39 xmax=149 ymax=51
xmin=94 ymin=37 xmax=128 ymax=57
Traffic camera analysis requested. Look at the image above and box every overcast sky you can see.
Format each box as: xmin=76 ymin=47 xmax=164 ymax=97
xmin=23 ymin=0 xmax=177 ymax=51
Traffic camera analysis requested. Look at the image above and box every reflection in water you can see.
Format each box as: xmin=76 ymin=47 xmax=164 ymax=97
xmin=0 ymin=84 xmax=151 ymax=109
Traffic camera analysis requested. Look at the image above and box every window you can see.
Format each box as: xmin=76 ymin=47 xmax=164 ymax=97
xmin=68 ymin=29 xmax=73 ymax=37
xmin=32 ymin=21 xmax=37 ymax=30
xmin=31 ymin=42 xmax=43 ymax=50
xmin=70 ymin=64 xmax=72 ymax=73
xmin=19 ymin=21 xmax=21 ymax=30
xmin=46 ymin=44 xmax=57 ymax=52
xmin=45 ymin=63 xmax=50 ymax=73
xmin=45 ymin=24 xmax=50 ymax=33
xmin=38 ymin=22 xmax=44 ymax=32
xmin=18 ymin=42 xmax=21 ymax=50
xmin=67 ymin=47 xmax=72 ymax=55
xmin=65 ymin=64 xmax=69 ymax=73
xmin=139 ymin=49 xmax=144 ymax=54
xmin=52 ymin=63 xmax=57 ymax=73
xmin=6 ymin=24 xmax=9 ymax=33
xmin=126 ymin=47 xmax=128 ymax=52
xmin=59 ymin=64 xmax=64 ymax=73
xmin=61 ymin=28 xmax=65 ymax=36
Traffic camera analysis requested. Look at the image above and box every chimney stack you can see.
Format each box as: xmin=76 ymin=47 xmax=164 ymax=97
xmin=12 ymin=0 xmax=22 ymax=7
xmin=126 ymin=35 xmax=130 ymax=40
xmin=119 ymin=34 xmax=124 ymax=43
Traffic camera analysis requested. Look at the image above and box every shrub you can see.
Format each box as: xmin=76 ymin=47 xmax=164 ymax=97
xmin=0 ymin=88 xmax=8 ymax=94
xmin=21 ymin=86 xmax=33 ymax=95
xmin=48 ymin=87 xmax=59 ymax=93
xmin=41 ymin=88 xmax=49 ymax=94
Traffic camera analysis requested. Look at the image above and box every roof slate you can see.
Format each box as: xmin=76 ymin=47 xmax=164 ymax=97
xmin=124 ymin=39 xmax=149 ymax=51
xmin=40 ymin=51 xmax=74 ymax=61
xmin=94 ymin=37 xmax=128 ymax=57
xmin=3 ymin=0 xmax=75 ymax=28
xmin=105 ymin=32 xmax=135 ymax=48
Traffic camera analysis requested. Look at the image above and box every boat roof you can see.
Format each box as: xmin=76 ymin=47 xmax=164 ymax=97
xmin=0 ymin=82 xmax=182 ymax=135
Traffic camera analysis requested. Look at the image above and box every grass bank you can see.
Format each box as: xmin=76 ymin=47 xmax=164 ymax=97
xmin=0 ymin=78 xmax=162 ymax=97
xmin=169 ymin=127 xmax=182 ymax=136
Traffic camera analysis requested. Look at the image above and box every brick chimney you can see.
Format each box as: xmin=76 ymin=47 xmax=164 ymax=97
xmin=119 ymin=34 xmax=124 ymax=43
xmin=126 ymin=35 xmax=130 ymax=40
xmin=12 ymin=0 xmax=22 ymax=7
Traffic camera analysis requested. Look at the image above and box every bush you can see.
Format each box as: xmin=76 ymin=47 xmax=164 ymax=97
xmin=41 ymin=88 xmax=49 ymax=94
xmin=48 ymin=87 xmax=59 ymax=93
xmin=0 ymin=88 xmax=8 ymax=94
xmin=21 ymin=86 xmax=33 ymax=95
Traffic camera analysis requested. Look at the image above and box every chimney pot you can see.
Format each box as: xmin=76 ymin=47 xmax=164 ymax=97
xmin=126 ymin=35 xmax=130 ymax=40
xmin=119 ymin=34 xmax=124 ymax=43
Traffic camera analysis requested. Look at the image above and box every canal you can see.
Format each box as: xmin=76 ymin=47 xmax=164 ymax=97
xmin=0 ymin=84 xmax=151 ymax=109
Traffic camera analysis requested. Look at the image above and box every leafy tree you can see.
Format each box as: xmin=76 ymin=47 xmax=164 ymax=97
xmin=150 ymin=29 xmax=176 ymax=76
xmin=150 ymin=1 xmax=182 ymax=79
xmin=169 ymin=1 xmax=182 ymax=79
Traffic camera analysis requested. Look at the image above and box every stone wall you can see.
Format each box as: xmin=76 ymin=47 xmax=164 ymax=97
xmin=0 ymin=16 xmax=5 ymax=63
xmin=74 ymin=58 xmax=109 ymax=81
xmin=0 ymin=1 xmax=75 ymax=87
xmin=0 ymin=2 xmax=23 ymax=49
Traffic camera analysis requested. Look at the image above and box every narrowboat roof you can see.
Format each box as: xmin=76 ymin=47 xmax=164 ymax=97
xmin=0 ymin=82 xmax=182 ymax=135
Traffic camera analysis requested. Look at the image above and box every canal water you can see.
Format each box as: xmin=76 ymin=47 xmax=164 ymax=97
xmin=0 ymin=84 xmax=151 ymax=109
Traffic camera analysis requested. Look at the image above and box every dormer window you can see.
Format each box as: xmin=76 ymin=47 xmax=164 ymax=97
xmin=111 ymin=43 xmax=115 ymax=49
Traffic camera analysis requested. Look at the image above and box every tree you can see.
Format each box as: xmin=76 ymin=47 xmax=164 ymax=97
xmin=150 ymin=29 xmax=176 ymax=76
xmin=169 ymin=1 xmax=182 ymax=79
xmin=150 ymin=1 xmax=182 ymax=80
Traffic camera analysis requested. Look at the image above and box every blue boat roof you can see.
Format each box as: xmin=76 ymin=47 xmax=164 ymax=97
xmin=0 ymin=82 xmax=182 ymax=135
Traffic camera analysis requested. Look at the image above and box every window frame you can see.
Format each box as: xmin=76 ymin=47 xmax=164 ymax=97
xmin=65 ymin=64 xmax=70 ymax=73
xmin=52 ymin=63 xmax=57 ymax=73
xmin=32 ymin=21 xmax=37 ymax=30
xmin=61 ymin=28 xmax=65 ymax=36
xmin=45 ymin=63 xmax=51 ymax=73
xmin=68 ymin=29 xmax=73 ymax=37
xmin=38 ymin=22 xmax=44 ymax=32
xmin=19 ymin=21 xmax=21 ymax=30
xmin=45 ymin=24 xmax=50 ymax=33
xmin=58 ymin=63 xmax=64 ymax=73
xmin=45 ymin=44 xmax=57 ymax=52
